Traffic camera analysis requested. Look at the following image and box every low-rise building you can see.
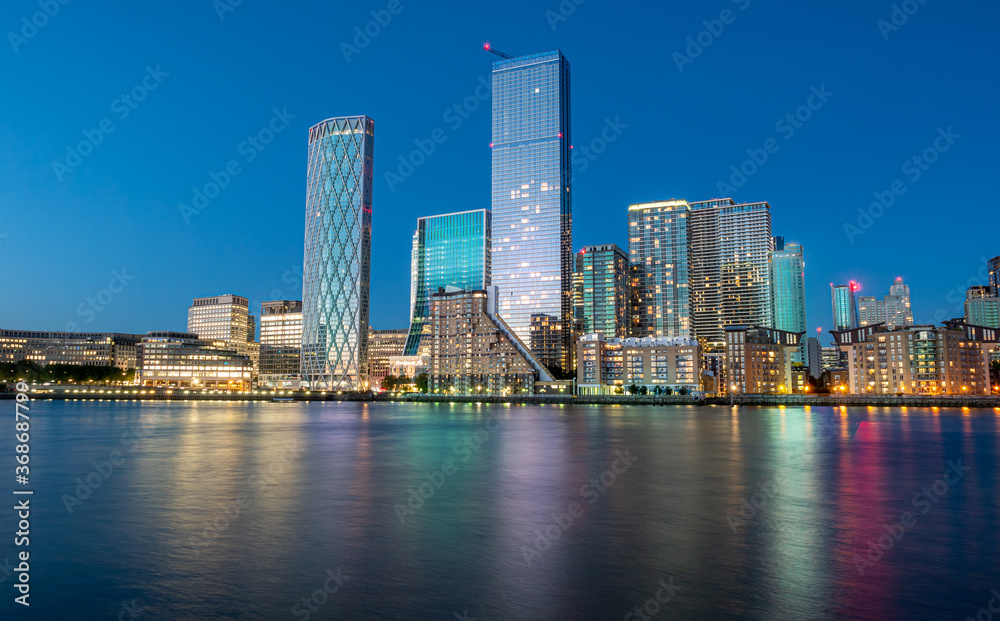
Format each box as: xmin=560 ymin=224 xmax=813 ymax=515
xmin=724 ymin=325 xmax=805 ymax=394
xmin=576 ymin=334 xmax=702 ymax=395
xmin=428 ymin=287 xmax=552 ymax=395
xmin=368 ymin=328 xmax=408 ymax=390
xmin=0 ymin=330 xmax=141 ymax=370
xmin=137 ymin=332 xmax=254 ymax=391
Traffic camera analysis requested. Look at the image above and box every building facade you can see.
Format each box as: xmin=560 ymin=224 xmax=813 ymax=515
xmin=831 ymin=283 xmax=859 ymax=332
xmin=858 ymin=277 xmax=913 ymax=329
xmin=259 ymin=300 xmax=302 ymax=388
xmin=188 ymin=294 xmax=259 ymax=382
xmin=575 ymin=244 xmax=630 ymax=339
xmin=989 ymin=255 xmax=1000 ymax=296
xmin=404 ymin=209 xmax=491 ymax=356
xmin=301 ymin=116 xmax=374 ymax=391
xmin=965 ymin=286 xmax=1000 ymax=329
xmin=428 ymin=287 xmax=552 ymax=394
xmin=724 ymin=325 xmax=804 ymax=394
xmin=0 ymin=330 xmax=140 ymax=370
xmin=490 ymin=50 xmax=573 ymax=374
xmin=576 ymin=333 xmax=701 ymax=395
xmin=831 ymin=322 xmax=996 ymax=395
xmin=369 ymin=328 xmax=408 ymax=390
xmin=137 ymin=332 xmax=254 ymax=391
xmin=770 ymin=238 xmax=807 ymax=362
xmin=628 ymin=200 xmax=690 ymax=338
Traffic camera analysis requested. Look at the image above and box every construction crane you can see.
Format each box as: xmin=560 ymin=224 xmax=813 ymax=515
xmin=482 ymin=43 xmax=512 ymax=59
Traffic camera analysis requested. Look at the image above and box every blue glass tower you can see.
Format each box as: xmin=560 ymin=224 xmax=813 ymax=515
xmin=301 ymin=116 xmax=373 ymax=390
xmin=490 ymin=50 xmax=573 ymax=373
xmin=404 ymin=209 xmax=492 ymax=356
xmin=831 ymin=283 xmax=859 ymax=332
xmin=770 ymin=239 xmax=807 ymax=362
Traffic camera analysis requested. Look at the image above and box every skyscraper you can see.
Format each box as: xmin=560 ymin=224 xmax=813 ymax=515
xmin=689 ymin=198 xmax=773 ymax=346
xmin=490 ymin=49 xmax=573 ymax=373
xmin=301 ymin=116 xmax=373 ymax=391
xmin=770 ymin=238 xmax=807 ymax=363
xmin=575 ymin=244 xmax=630 ymax=338
xmin=831 ymin=283 xmax=859 ymax=332
xmin=859 ymin=277 xmax=913 ymax=329
xmin=965 ymin=286 xmax=1000 ymax=328
xmin=989 ymin=256 xmax=1000 ymax=296
xmin=628 ymin=200 xmax=691 ymax=338
xmin=404 ymin=209 xmax=492 ymax=356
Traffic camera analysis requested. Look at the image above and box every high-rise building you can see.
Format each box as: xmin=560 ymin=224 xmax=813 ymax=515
xmin=368 ymin=328 xmax=408 ymax=390
xmin=965 ymin=286 xmax=1000 ymax=329
xmin=628 ymin=200 xmax=691 ymax=338
xmin=770 ymin=238 xmax=807 ymax=362
xmin=831 ymin=283 xmax=859 ymax=332
xmin=989 ymin=256 xmax=1000 ymax=296
xmin=427 ymin=286 xmax=552 ymax=394
xmin=404 ymin=209 xmax=491 ymax=356
xmin=859 ymin=277 xmax=913 ymax=329
xmin=301 ymin=116 xmax=374 ymax=391
xmin=805 ymin=336 xmax=823 ymax=379
xmin=259 ymin=300 xmax=302 ymax=388
xmin=187 ymin=294 xmax=259 ymax=381
xmin=575 ymin=244 xmax=631 ymax=338
xmin=689 ymin=198 xmax=773 ymax=347
xmin=490 ymin=50 xmax=573 ymax=373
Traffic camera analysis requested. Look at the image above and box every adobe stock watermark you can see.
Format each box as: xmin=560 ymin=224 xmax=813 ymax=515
xmin=63 ymin=268 xmax=137 ymax=332
xmin=843 ymin=126 xmax=959 ymax=244
xmin=291 ymin=567 xmax=347 ymax=620
xmin=52 ymin=65 xmax=169 ymax=182
xmin=520 ymin=449 xmax=637 ymax=567
xmin=573 ymin=117 xmax=628 ymax=173
xmin=715 ymin=84 xmax=833 ymax=195
xmin=384 ymin=75 xmax=491 ymax=192
xmin=852 ymin=458 xmax=968 ymax=576
xmin=877 ymin=0 xmax=930 ymax=41
xmin=249 ymin=264 xmax=303 ymax=314
xmin=179 ymin=106 xmax=295 ymax=223
xmin=7 ymin=0 xmax=72 ymax=53
xmin=622 ymin=577 xmax=682 ymax=621
xmin=673 ymin=0 xmax=751 ymax=73
xmin=117 ymin=599 xmax=144 ymax=621
xmin=964 ymin=587 xmax=1000 ymax=621
xmin=213 ymin=0 xmax=245 ymax=21
xmin=340 ymin=0 xmax=413 ymax=63
xmin=545 ymin=0 xmax=586 ymax=31
xmin=934 ymin=256 xmax=993 ymax=323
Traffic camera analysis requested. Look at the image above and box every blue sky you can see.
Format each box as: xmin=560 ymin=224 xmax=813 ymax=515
xmin=1 ymin=0 xmax=997 ymax=338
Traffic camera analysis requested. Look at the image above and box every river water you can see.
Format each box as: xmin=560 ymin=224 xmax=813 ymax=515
xmin=1 ymin=400 xmax=999 ymax=620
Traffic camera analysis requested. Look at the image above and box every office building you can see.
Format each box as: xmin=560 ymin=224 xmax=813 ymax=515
xmin=858 ymin=277 xmax=913 ymax=329
xmin=965 ymin=286 xmax=1000 ymax=329
xmin=259 ymin=300 xmax=302 ymax=388
xmin=404 ymin=209 xmax=491 ymax=356
xmin=989 ymin=256 xmax=1000 ymax=296
xmin=137 ymin=332 xmax=254 ymax=391
xmin=689 ymin=198 xmax=773 ymax=347
xmin=575 ymin=244 xmax=631 ymax=338
xmin=628 ymin=200 xmax=690 ymax=338
xmin=187 ymin=294 xmax=259 ymax=383
xmin=0 ymin=330 xmax=140 ymax=370
xmin=428 ymin=286 xmax=552 ymax=394
xmin=831 ymin=283 xmax=859 ymax=332
xmin=724 ymin=325 xmax=805 ymax=394
xmin=770 ymin=238 xmax=807 ymax=362
xmin=831 ymin=322 xmax=997 ymax=395
xmin=301 ymin=116 xmax=374 ymax=391
xmin=576 ymin=333 xmax=701 ymax=395
xmin=805 ymin=336 xmax=823 ymax=379
xmin=490 ymin=49 xmax=573 ymax=373
xmin=369 ymin=328 xmax=408 ymax=390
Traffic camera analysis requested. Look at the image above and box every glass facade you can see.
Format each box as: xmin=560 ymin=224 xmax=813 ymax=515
xmin=831 ymin=283 xmax=859 ymax=332
xmin=490 ymin=50 xmax=573 ymax=373
xmin=260 ymin=300 xmax=302 ymax=387
xmin=576 ymin=244 xmax=630 ymax=338
xmin=404 ymin=209 xmax=491 ymax=356
xmin=628 ymin=201 xmax=691 ymax=338
xmin=990 ymin=256 xmax=1000 ymax=296
xmin=770 ymin=240 xmax=806 ymax=362
xmin=301 ymin=116 xmax=373 ymax=390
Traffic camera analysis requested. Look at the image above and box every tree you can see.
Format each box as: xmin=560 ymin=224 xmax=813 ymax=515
xmin=627 ymin=384 xmax=639 ymax=395
xmin=614 ymin=386 xmax=624 ymax=395
xmin=678 ymin=387 xmax=689 ymax=396
xmin=639 ymin=386 xmax=648 ymax=395
xmin=663 ymin=387 xmax=673 ymax=396
xmin=414 ymin=372 xmax=429 ymax=394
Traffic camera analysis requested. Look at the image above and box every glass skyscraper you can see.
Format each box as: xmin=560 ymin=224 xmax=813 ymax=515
xmin=301 ymin=116 xmax=373 ymax=391
xmin=989 ymin=256 xmax=1000 ymax=296
xmin=770 ymin=238 xmax=807 ymax=363
xmin=628 ymin=200 xmax=691 ymax=338
xmin=404 ymin=209 xmax=492 ymax=356
xmin=575 ymin=243 xmax=630 ymax=338
xmin=831 ymin=283 xmax=859 ymax=332
xmin=490 ymin=50 xmax=573 ymax=373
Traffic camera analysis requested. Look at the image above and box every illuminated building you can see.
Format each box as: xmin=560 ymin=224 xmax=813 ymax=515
xmin=858 ymin=277 xmax=913 ymax=329
xmin=404 ymin=209 xmax=491 ymax=357
xmin=575 ymin=244 xmax=631 ymax=338
xmin=989 ymin=255 xmax=1000 ymax=296
xmin=301 ymin=116 xmax=373 ymax=391
xmin=368 ymin=328 xmax=408 ymax=390
xmin=576 ymin=333 xmax=701 ymax=395
xmin=490 ymin=50 xmax=573 ymax=374
xmin=259 ymin=300 xmax=302 ymax=388
xmin=724 ymin=325 xmax=804 ymax=394
xmin=831 ymin=283 xmax=859 ymax=332
xmin=137 ymin=332 xmax=253 ymax=391
xmin=831 ymin=322 xmax=997 ymax=395
xmin=0 ymin=330 xmax=140 ymax=370
xmin=965 ymin=286 xmax=1000 ymax=329
xmin=628 ymin=200 xmax=690 ymax=338
xmin=428 ymin=286 xmax=552 ymax=394
xmin=770 ymin=238 xmax=807 ymax=362
xmin=187 ymin=294 xmax=258 ymax=384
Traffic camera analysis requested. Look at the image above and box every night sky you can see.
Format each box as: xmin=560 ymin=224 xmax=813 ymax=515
xmin=1 ymin=0 xmax=996 ymax=338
